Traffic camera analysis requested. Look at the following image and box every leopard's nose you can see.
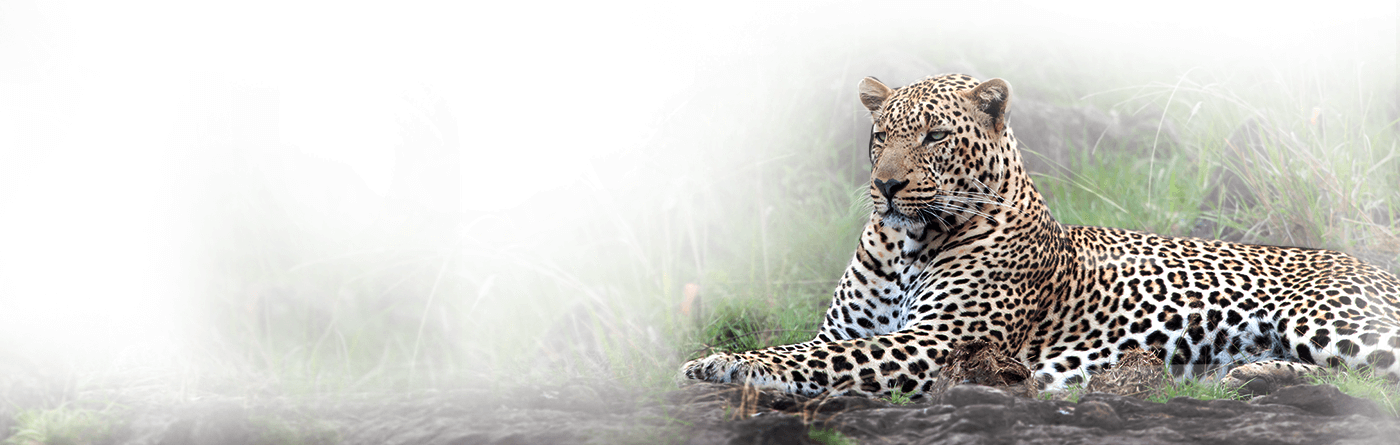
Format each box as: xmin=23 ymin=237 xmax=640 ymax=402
xmin=873 ymin=178 xmax=909 ymax=199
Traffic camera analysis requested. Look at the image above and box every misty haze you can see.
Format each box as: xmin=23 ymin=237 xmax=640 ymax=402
xmin=1 ymin=1 xmax=1399 ymax=443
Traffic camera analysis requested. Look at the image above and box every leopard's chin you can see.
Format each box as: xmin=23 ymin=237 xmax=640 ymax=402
xmin=878 ymin=211 xmax=925 ymax=232
xmin=881 ymin=206 xmax=968 ymax=232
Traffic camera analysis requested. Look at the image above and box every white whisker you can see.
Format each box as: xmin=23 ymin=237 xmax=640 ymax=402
xmin=936 ymin=202 xmax=994 ymax=221
xmin=936 ymin=195 xmax=1013 ymax=208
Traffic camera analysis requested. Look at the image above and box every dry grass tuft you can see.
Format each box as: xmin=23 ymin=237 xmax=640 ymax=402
xmin=933 ymin=340 xmax=1038 ymax=398
xmin=1084 ymin=348 xmax=1167 ymax=399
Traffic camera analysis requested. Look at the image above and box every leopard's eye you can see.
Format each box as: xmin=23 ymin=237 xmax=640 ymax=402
xmin=923 ymin=131 xmax=949 ymax=145
xmin=873 ymin=131 xmax=887 ymax=143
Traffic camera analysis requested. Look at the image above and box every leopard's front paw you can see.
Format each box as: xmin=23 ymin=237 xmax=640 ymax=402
xmin=1223 ymin=360 xmax=1330 ymax=397
xmin=678 ymin=352 xmax=763 ymax=385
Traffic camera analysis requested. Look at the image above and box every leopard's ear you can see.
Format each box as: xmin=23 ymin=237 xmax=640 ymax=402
xmin=857 ymin=77 xmax=892 ymax=117
xmin=963 ymin=78 xmax=1011 ymax=134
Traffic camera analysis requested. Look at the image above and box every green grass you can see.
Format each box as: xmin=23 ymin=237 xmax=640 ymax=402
xmin=808 ymin=427 xmax=858 ymax=445
xmin=1034 ymin=149 xmax=1210 ymax=236
xmin=1146 ymin=377 xmax=1247 ymax=404
xmin=1309 ymin=367 xmax=1400 ymax=416
xmin=688 ymin=286 xmax=829 ymax=355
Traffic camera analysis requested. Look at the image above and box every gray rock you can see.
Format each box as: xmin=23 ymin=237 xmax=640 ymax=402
xmin=938 ymin=384 xmax=1017 ymax=407
xmin=1254 ymin=384 xmax=1385 ymax=418
xmin=1071 ymin=400 xmax=1123 ymax=430
xmin=716 ymin=412 xmax=808 ymax=445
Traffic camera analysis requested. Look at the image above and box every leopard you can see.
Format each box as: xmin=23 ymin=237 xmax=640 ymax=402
xmin=679 ymin=73 xmax=1400 ymax=399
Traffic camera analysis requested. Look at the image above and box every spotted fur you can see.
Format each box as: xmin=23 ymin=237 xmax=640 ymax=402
xmin=679 ymin=74 xmax=1400 ymax=398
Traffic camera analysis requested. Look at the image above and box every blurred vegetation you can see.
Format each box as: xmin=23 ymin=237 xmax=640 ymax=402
xmin=147 ymin=33 xmax=1400 ymax=396
xmin=2 ymin=405 xmax=116 ymax=445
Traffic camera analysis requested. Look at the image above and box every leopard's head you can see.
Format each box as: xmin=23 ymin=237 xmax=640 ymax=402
xmin=857 ymin=74 xmax=1018 ymax=232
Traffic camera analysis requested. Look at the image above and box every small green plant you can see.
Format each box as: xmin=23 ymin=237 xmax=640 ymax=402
xmin=808 ymin=427 xmax=858 ymax=445
xmin=3 ymin=405 xmax=117 ymax=445
xmin=1043 ymin=383 xmax=1087 ymax=403
xmin=884 ymin=388 xmax=913 ymax=406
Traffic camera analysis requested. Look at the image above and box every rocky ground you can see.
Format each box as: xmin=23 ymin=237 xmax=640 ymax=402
xmin=77 ymin=342 xmax=1399 ymax=444
xmin=91 ymin=380 xmax=1398 ymax=445
xmin=676 ymin=382 xmax=1400 ymax=445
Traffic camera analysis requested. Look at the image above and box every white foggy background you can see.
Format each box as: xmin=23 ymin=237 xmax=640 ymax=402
xmin=0 ymin=0 xmax=1394 ymax=382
